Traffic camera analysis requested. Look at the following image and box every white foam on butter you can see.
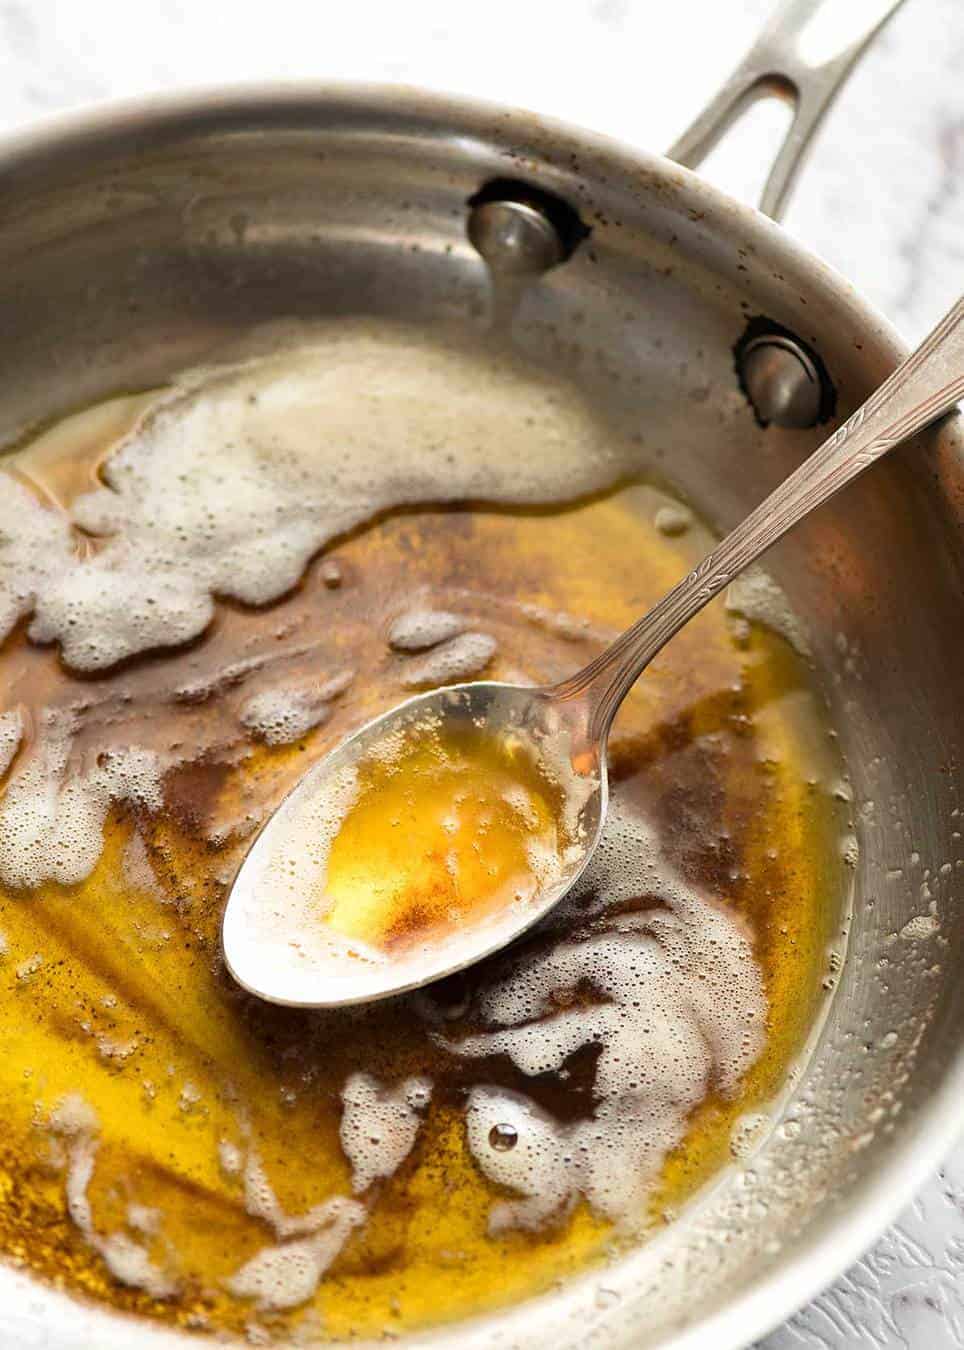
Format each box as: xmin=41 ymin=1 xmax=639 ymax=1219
xmin=516 ymin=601 xmax=600 ymax=643
xmin=238 ymin=1145 xmax=351 ymax=1241
xmin=654 ymin=503 xmax=692 ymax=537
xmin=0 ymin=477 xmax=74 ymax=640
xmin=339 ymin=1072 xmax=432 ymax=1193
xmin=725 ymin=565 xmax=812 ymax=657
xmin=900 ymin=912 xmax=939 ymax=941
xmin=30 ymin=567 xmax=214 ymax=673
xmin=226 ymin=1197 xmax=364 ymax=1311
xmin=240 ymin=685 xmax=332 ymax=745
xmin=218 ymin=1139 xmax=244 ymax=1178
xmin=0 ymin=710 xmax=163 ymax=889
xmin=448 ymin=803 xmax=767 ymax=1231
xmin=238 ymin=668 xmax=355 ymax=748
xmin=387 ymin=608 xmax=466 ymax=653
xmin=49 ymin=1096 xmax=178 ymax=1299
xmin=126 ymin=1203 xmax=161 ymax=1237
xmin=6 ymin=320 xmax=634 ymax=672
xmin=398 ymin=632 xmax=498 ymax=688
xmin=122 ymin=830 xmax=166 ymax=901
xmin=49 ymin=1092 xmax=99 ymax=1138
xmin=0 ymin=709 xmax=24 ymax=779
xmin=224 ymin=1141 xmax=366 ymax=1310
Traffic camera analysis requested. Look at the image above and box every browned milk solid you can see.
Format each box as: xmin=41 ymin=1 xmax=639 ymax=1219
xmin=0 ymin=322 xmax=850 ymax=1339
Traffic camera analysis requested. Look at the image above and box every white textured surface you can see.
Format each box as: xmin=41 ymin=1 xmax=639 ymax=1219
xmin=0 ymin=1 xmax=960 ymax=1346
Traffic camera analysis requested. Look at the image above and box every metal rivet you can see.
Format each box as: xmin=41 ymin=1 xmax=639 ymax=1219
xmin=739 ymin=335 xmax=823 ymax=429
xmin=467 ymin=199 xmax=566 ymax=277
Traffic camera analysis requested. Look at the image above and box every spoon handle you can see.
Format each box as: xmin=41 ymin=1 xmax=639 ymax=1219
xmin=553 ymin=296 xmax=964 ymax=744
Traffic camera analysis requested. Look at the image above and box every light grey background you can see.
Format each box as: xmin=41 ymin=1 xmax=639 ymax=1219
xmin=1 ymin=1 xmax=961 ymax=1345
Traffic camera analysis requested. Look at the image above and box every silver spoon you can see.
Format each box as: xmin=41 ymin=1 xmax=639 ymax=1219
xmin=223 ymin=297 xmax=964 ymax=1009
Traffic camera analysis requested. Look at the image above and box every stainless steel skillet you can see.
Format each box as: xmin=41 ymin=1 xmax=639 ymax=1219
xmin=0 ymin=1 xmax=960 ymax=1347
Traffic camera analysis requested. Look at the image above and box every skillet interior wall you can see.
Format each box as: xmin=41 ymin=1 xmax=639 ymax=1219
xmin=0 ymin=92 xmax=960 ymax=1345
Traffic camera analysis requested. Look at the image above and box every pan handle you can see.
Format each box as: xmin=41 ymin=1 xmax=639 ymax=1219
xmin=667 ymin=0 xmax=906 ymax=220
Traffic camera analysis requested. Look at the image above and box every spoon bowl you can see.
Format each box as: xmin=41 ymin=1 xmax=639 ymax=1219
xmin=222 ymin=681 xmax=607 ymax=1008
xmin=224 ymin=295 xmax=964 ymax=1009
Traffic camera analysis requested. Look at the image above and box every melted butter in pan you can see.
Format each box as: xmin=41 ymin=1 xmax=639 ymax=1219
xmin=0 ymin=324 xmax=850 ymax=1339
